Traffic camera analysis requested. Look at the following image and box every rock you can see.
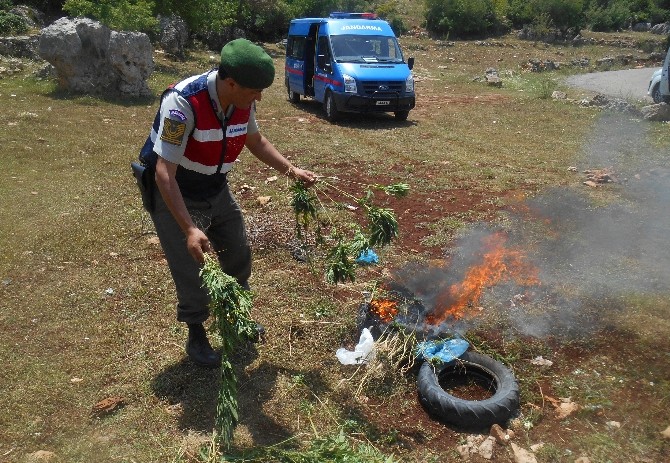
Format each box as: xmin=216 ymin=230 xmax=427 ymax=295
xmin=511 ymin=443 xmax=538 ymax=463
xmin=0 ymin=35 xmax=39 ymax=59
xmin=490 ymin=423 xmax=514 ymax=445
xmin=651 ymin=22 xmax=670 ymax=35
xmin=257 ymin=196 xmax=272 ymax=206
xmin=26 ymin=450 xmax=56 ymax=462
xmin=478 ymin=436 xmax=496 ymax=459
xmin=606 ymin=420 xmax=621 ymax=429
xmin=158 ymin=15 xmax=189 ymax=59
xmin=530 ymin=356 xmax=553 ymax=366
xmin=660 ymin=425 xmax=670 ymax=439
xmin=574 ymin=457 xmax=591 ymax=463
xmin=486 ymin=74 xmax=503 ymax=87
xmin=38 ymin=17 xmax=153 ymax=98
xmin=641 ymin=103 xmax=670 ymax=122
xmin=556 ymin=399 xmax=580 ymax=419
xmin=552 ymin=91 xmax=567 ymax=100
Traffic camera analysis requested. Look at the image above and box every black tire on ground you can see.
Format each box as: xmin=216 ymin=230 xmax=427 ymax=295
xmin=288 ymin=87 xmax=300 ymax=103
xmin=394 ymin=110 xmax=409 ymax=121
xmin=417 ymin=350 xmax=520 ymax=429
xmin=324 ymin=91 xmax=340 ymax=122
xmin=651 ymin=83 xmax=662 ymax=104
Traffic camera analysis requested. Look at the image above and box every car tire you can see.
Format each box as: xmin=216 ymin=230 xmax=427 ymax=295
xmin=651 ymin=83 xmax=663 ymax=104
xmin=417 ymin=350 xmax=520 ymax=429
xmin=324 ymin=91 xmax=340 ymax=122
xmin=288 ymin=87 xmax=300 ymax=103
xmin=394 ymin=110 xmax=409 ymax=121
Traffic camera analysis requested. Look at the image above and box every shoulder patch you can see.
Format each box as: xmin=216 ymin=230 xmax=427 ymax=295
xmin=169 ymin=109 xmax=187 ymax=121
xmin=160 ymin=118 xmax=186 ymax=146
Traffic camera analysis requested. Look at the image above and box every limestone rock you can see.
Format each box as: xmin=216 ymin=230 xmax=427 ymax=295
xmin=38 ymin=17 xmax=153 ymax=98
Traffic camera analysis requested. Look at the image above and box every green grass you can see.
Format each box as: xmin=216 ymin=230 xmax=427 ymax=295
xmin=1 ymin=29 xmax=670 ymax=463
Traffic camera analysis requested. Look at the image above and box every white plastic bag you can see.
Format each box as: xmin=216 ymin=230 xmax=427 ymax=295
xmin=336 ymin=328 xmax=375 ymax=365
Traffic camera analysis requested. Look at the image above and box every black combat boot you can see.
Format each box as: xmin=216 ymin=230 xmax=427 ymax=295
xmin=185 ymin=323 xmax=222 ymax=368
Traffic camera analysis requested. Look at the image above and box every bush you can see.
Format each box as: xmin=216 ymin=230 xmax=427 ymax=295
xmin=587 ymin=1 xmax=632 ymax=31
xmin=62 ymin=0 xmax=158 ymax=33
xmin=0 ymin=11 xmax=28 ymax=34
xmin=425 ymin=0 xmax=498 ymax=37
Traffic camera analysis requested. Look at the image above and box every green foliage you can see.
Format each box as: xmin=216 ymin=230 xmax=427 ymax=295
xmin=508 ymin=0 xmax=585 ymax=33
xmin=424 ymin=0 xmax=498 ymax=37
xmin=218 ymin=428 xmax=397 ymax=462
xmin=290 ymin=180 xmax=407 ymax=284
xmin=62 ymin=0 xmax=158 ymax=32
xmin=586 ymin=0 xmax=633 ymax=31
xmin=200 ymin=254 xmax=256 ymax=447
xmin=0 ymin=10 xmax=27 ymax=34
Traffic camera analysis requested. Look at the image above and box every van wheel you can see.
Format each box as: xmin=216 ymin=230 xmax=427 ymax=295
xmin=394 ymin=110 xmax=409 ymax=121
xmin=651 ymin=84 xmax=662 ymax=104
xmin=288 ymin=87 xmax=300 ymax=103
xmin=324 ymin=91 xmax=340 ymax=122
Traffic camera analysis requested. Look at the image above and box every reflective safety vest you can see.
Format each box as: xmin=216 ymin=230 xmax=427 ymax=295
xmin=140 ymin=71 xmax=251 ymax=199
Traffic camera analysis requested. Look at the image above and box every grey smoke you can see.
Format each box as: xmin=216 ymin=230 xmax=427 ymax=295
xmin=391 ymin=112 xmax=670 ymax=340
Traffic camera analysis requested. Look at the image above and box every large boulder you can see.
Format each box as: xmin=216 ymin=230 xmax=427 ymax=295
xmin=158 ymin=15 xmax=189 ymax=59
xmin=38 ymin=17 xmax=153 ymax=98
xmin=641 ymin=102 xmax=670 ymax=121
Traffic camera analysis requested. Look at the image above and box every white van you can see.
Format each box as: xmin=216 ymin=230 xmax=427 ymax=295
xmin=649 ymin=46 xmax=670 ymax=103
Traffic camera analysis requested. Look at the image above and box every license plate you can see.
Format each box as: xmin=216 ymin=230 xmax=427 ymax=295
xmin=376 ymin=100 xmax=390 ymax=106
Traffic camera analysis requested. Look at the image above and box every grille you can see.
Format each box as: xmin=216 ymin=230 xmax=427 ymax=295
xmin=361 ymin=81 xmax=404 ymax=96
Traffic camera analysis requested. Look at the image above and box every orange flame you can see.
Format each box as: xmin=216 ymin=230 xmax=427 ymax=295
xmin=425 ymin=231 xmax=540 ymax=325
xmin=369 ymin=299 xmax=399 ymax=323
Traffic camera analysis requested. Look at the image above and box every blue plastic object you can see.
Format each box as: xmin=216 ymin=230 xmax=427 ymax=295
xmin=356 ymin=248 xmax=379 ymax=265
xmin=416 ymin=338 xmax=470 ymax=364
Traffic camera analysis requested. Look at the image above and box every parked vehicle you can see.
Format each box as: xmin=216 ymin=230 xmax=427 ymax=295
xmin=285 ymin=12 xmax=416 ymax=122
xmin=648 ymin=46 xmax=670 ymax=103
xmin=648 ymin=68 xmax=663 ymax=103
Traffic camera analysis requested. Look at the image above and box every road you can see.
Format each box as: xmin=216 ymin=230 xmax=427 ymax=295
xmin=564 ymin=67 xmax=658 ymax=102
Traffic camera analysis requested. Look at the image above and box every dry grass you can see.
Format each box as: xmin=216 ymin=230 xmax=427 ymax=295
xmin=1 ymin=27 xmax=669 ymax=463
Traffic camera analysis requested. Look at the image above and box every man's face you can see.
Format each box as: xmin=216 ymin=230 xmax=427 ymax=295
xmin=231 ymin=81 xmax=263 ymax=108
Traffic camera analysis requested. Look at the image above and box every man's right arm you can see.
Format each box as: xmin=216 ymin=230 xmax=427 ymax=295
xmin=154 ymin=157 xmax=211 ymax=263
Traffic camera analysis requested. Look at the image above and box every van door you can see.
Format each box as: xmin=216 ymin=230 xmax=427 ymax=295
xmin=662 ymin=46 xmax=670 ymax=97
xmin=314 ymin=34 xmax=335 ymax=103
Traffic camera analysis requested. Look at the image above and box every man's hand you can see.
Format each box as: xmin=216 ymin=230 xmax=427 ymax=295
xmin=290 ymin=167 xmax=318 ymax=187
xmin=186 ymin=227 xmax=211 ymax=264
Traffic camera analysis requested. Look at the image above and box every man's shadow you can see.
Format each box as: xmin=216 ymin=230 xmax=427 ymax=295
xmin=151 ymin=342 xmax=299 ymax=446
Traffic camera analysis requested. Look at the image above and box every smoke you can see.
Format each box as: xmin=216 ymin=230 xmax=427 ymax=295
xmin=391 ymin=112 xmax=670 ymax=340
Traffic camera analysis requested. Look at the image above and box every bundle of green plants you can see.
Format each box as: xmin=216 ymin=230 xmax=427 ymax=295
xmin=200 ymin=253 xmax=257 ymax=447
xmin=291 ymin=180 xmax=409 ymax=284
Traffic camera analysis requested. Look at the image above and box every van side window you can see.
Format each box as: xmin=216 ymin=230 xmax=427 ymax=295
xmin=317 ymin=36 xmax=332 ymax=66
xmin=287 ymin=36 xmax=305 ymax=59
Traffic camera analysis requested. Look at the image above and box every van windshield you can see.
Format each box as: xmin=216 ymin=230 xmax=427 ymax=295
xmin=330 ymin=35 xmax=404 ymax=63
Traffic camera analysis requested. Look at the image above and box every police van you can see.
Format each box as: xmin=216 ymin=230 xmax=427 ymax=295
xmin=285 ymin=12 xmax=415 ymax=122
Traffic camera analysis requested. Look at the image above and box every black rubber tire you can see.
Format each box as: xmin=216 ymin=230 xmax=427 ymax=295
xmin=324 ymin=91 xmax=340 ymax=122
xmin=651 ymin=83 xmax=662 ymax=104
xmin=288 ymin=87 xmax=300 ymax=103
xmin=394 ymin=110 xmax=409 ymax=121
xmin=417 ymin=350 xmax=520 ymax=429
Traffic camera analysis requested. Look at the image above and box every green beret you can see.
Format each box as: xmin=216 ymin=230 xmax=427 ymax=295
xmin=220 ymin=38 xmax=275 ymax=89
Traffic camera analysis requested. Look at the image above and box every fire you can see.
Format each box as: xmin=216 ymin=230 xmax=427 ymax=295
xmin=369 ymin=299 xmax=399 ymax=322
xmin=425 ymin=231 xmax=540 ymax=325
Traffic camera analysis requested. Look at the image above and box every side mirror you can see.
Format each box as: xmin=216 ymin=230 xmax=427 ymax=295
xmin=407 ymin=57 xmax=414 ymax=70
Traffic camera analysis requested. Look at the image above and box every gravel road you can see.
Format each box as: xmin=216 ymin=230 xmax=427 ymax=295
xmin=564 ymin=67 xmax=658 ymax=102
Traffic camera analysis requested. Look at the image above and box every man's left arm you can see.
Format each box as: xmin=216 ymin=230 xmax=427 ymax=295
xmin=245 ymin=131 xmax=317 ymax=186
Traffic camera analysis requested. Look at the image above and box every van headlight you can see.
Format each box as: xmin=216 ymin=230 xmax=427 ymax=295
xmin=343 ymin=74 xmax=357 ymax=93
xmin=406 ymin=73 xmax=414 ymax=93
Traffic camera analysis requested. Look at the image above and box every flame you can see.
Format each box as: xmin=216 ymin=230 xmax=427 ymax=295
xmin=369 ymin=299 xmax=399 ymax=322
xmin=425 ymin=231 xmax=540 ymax=325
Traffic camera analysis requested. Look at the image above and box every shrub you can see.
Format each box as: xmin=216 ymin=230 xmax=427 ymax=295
xmin=425 ymin=0 xmax=497 ymax=37
xmin=62 ymin=0 xmax=158 ymax=33
xmin=0 ymin=11 xmax=28 ymax=34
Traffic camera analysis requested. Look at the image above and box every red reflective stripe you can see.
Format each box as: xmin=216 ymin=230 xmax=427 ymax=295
xmin=285 ymin=66 xmax=304 ymax=76
xmin=314 ymin=75 xmax=342 ymax=86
